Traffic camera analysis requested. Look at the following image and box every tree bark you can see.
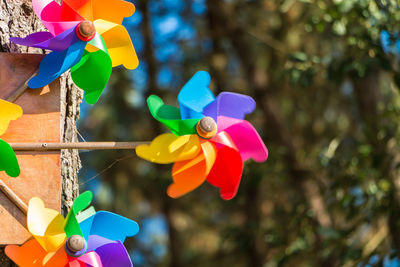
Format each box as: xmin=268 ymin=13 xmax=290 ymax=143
xmin=0 ymin=0 xmax=81 ymax=265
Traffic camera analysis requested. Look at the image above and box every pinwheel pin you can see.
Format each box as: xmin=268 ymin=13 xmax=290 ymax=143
xmin=0 ymin=99 xmax=22 ymax=177
xmin=5 ymin=191 xmax=139 ymax=267
xmin=11 ymin=0 xmax=139 ymax=104
xmin=136 ymin=71 xmax=268 ymax=200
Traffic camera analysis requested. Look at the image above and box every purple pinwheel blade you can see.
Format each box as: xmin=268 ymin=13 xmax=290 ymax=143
xmin=203 ymin=92 xmax=256 ymax=121
xmin=178 ymin=71 xmax=215 ymax=120
xmin=28 ymin=39 xmax=86 ymax=88
xmin=87 ymin=235 xmax=133 ymax=267
xmin=10 ymin=25 xmax=80 ymax=52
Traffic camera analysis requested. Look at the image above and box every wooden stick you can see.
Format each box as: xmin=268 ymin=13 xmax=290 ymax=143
xmin=0 ymin=179 xmax=28 ymax=215
xmin=10 ymin=142 xmax=149 ymax=151
xmin=6 ymin=70 xmax=38 ymax=103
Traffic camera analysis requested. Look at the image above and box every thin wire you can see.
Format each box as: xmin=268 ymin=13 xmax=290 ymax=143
xmin=76 ymin=129 xmax=87 ymax=142
xmin=80 ymin=154 xmax=136 ymax=185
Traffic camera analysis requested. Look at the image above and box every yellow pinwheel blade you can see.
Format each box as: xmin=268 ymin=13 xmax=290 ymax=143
xmin=136 ymin=133 xmax=201 ymax=164
xmin=89 ymin=19 xmax=138 ymax=69
xmin=64 ymin=0 xmax=135 ymax=25
xmin=0 ymin=99 xmax=22 ymax=136
xmin=28 ymin=198 xmax=67 ymax=252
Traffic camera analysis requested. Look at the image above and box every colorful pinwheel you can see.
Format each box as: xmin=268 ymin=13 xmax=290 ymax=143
xmin=0 ymin=99 xmax=22 ymax=177
xmin=136 ymin=71 xmax=268 ymax=200
xmin=11 ymin=0 xmax=139 ymax=104
xmin=5 ymin=191 xmax=139 ymax=266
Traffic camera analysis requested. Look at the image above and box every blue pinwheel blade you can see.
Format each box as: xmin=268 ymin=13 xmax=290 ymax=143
xmin=79 ymin=211 xmax=139 ymax=243
xmin=202 ymin=92 xmax=256 ymax=121
xmin=178 ymin=71 xmax=215 ymax=119
xmin=28 ymin=39 xmax=86 ymax=88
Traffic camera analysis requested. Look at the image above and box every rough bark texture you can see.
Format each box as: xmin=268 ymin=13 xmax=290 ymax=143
xmin=0 ymin=0 xmax=81 ymax=265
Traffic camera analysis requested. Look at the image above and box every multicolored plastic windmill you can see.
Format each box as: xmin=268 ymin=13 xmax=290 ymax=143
xmin=0 ymin=100 xmax=22 ymax=177
xmin=5 ymin=191 xmax=139 ymax=266
xmin=11 ymin=0 xmax=139 ymax=104
xmin=136 ymin=71 xmax=268 ymax=200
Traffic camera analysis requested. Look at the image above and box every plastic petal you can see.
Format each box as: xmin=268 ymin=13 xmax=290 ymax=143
xmin=5 ymin=239 xmax=68 ymax=267
xmin=28 ymin=39 xmax=86 ymax=89
xmin=79 ymin=211 xmax=139 ymax=243
xmin=64 ymin=191 xmax=93 ymax=238
xmin=206 ymin=146 xmax=243 ymax=200
xmin=32 ymin=0 xmax=83 ymax=36
xmin=10 ymin=26 xmax=80 ymax=52
xmin=28 ymin=198 xmax=66 ymax=252
xmin=0 ymin=99 xmax=23 ymax=136
xmin=223 ymin=119 xmax=268 ymax=162
xmin=90 ymin=19 xmax=138 ymax=69
xmin=147 ymin=95 xmax=199 ymax=135
xmin=167 ymin=141 xmax=217 ymax=198
xmin=178 ymin=71 xmax=215 ymax=119
xmin=69 ymin=251 xmax=103 ymax=267
xmin=0 ymin=139 xmax=20 ymax=177
xmin=136 ymin=133 xmax=201 ymax=164
xmin=71 ymin=34 xmax=112 ymax=104
xmin=87 ymin=235 xmax=133 ymax=267
xmin=64 ymin=0 xmax=135 ymax=25
xmin=202 ymin=92 xmax=256 ymax=121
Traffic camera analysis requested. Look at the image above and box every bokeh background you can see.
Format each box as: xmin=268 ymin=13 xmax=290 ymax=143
xmin=77 ymin=0 xmax=400 ymax=266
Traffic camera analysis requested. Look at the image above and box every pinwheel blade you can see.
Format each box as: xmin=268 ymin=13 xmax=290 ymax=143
xmin=0 ymin=100 xmax=23 ymax=136
xmin=136 ymin=133 xmax=201 ymax=164
xmin=206 ymin=146 xmax=243 ymax=200
xmin=64 ymin=191 xmax=93 ymax=238
xmin=147 ymin=95 xmax=199 ymax=136
xmin=64 ymin=0 xmax=135 ymax=25
xmin=79 ymin=211 xmax=139 ymax=243
xmin=222 ymin=118 xmax=268 ymax=162
xmin=0 ymin=139 xmax=20 ymax=177
xmin=28 ymin=39 xmax=86 ymax=89
xmin=178 ymin=71 xmax=215 ymax=119
xmin=28 ymin=197 xmax=66 ymax=252
xmin=86 ymin=235 xmax=132 ymax=267
xmin=33 ymin=0 xmax=83 ymax=36
xmin=11 ymin=26 xmax=80 ymax=52
xmin=203 ymin=92 xmax=256 ymax=121
xmin=71 ymin=34 xmax=112 ymax=104
xmin=5 ymin=239 xmax=68 ymax=267
xmin=92 ymin=19 xmax=138 ymax=69
xmin=168 ymin=141 xmax=217 ymax=198
xmin=69 ymin=251 xmax=103 ymax=267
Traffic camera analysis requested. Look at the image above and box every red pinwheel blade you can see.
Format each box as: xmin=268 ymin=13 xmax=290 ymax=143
xmin=206 ymin=145 xmax=244 ymax=200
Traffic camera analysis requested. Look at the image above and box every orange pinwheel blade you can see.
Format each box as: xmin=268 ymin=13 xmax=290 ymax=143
xmin=136 ymin=133 xmax=201 ymax=164
xmin=64 ymin=0 xmax=135 ymax=25
xmin=86 ymin=19 xmax=138 ymax=69
xmin=5 ymin=239 xmax=68 ymax=267
xmin=168 ymin=141 xmax=217 ymax=198
xmin=28 ymin=197 xmax=67 ymax=252
xmin=0 ymin=99 xmax=23 ymax=136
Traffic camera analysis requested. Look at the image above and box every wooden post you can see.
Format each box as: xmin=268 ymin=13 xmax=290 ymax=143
xmin=0 ymin=1 xmax=81 ymax=266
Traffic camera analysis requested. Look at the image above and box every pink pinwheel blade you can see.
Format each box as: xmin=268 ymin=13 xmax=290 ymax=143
xmin=33 ymin=0 xmax=83 ymax=35
xmin=87 ymin=236 xmax=133 ymax=267
xmin=11 ymin=25 xmax=80 ymax=51
xmin=76 ymin=251 xmax=103 ymax=267
xmin=203 ymin=92 xmax=256 ymax=121
xmin=206 ymin=145 xmax=243 ymax=200
xmin=222 ymin=118 xmax=268 ymax=162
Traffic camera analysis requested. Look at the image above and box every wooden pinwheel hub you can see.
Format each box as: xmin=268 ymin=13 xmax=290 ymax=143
xmin=65 ymin=235 xmax=87 ymax=257
xmin=196 ymin=116 xmax=217 ymax=139
xmin=76 ymin=20 xmax=96 ymax=41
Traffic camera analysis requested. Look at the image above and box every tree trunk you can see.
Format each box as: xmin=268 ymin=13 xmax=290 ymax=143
xmin=0 ymin=0 xmax=81 ymax=265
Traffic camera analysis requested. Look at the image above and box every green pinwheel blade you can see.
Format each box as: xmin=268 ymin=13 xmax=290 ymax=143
xmin=71 ymin=34 xmax=112 ymax=105
xmin=0 ymin=139 xmax=20 ymax=177
xmin=64 ymin=191 xmax=93 ymax=238
xmin=147 ymin=95 xmax=199 ymax=136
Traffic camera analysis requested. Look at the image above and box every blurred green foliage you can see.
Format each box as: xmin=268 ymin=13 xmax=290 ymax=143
xmin=78 ymin=0 xmax=400 ymax=266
